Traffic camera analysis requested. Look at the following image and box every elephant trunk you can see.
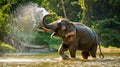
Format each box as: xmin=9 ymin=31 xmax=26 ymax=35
xmin=40 ymin=14 xmax=57 ymax=32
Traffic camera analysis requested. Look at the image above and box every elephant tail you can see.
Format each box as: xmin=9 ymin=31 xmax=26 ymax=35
xmin=98 ymin=42 xmax=104 ymax=59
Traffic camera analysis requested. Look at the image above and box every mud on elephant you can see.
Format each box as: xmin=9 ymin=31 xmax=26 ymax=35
xmin=36 ymin=14 xmax=104 ymax=60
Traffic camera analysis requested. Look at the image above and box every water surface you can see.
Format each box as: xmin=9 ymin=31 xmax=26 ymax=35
xmin=0 ymin=52 xmax=120 ymax=67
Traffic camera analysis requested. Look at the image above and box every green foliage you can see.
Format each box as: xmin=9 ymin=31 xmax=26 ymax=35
xmin=46 ymin=0 xmax=82 ymax=21
xmin=0 ymin=42 xmax=16 ymax=53
xmin=92 ymin=0 xmax=120 ymax=21
xmin=0 ymin=0 xmax=16 ymax=40
xmin=30 ymin=32 xmax=61 ymax=46
xmin=92 ymin=18 xmax=120 ymax=47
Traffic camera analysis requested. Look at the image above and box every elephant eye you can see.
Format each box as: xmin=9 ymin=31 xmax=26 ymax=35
xmin=58 ymin=23 xmax=62 ymax=28
xmin=66 ymin=25 xmax=70 ymax=30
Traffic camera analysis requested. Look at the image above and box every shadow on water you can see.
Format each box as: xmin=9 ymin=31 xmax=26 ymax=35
xmin=0 ymin=53 xmax=120 ymax=67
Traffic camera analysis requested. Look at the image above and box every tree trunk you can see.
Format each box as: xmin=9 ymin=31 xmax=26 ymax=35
xmin=80 ymin=0 xmax=95 ymax=24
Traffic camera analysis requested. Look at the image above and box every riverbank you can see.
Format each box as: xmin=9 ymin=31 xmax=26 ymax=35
xmin=97 ymin=47 xmax=120 ymax=53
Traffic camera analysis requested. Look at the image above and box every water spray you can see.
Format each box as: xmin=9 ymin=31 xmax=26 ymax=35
xmin=10 ymin=3 xmax=50 ymax=45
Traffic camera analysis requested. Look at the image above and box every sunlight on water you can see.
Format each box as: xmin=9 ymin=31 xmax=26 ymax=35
xmin=0 ymin=53 xmax=120 ymax=67
xmin=10 ymin=2 xmax=49 ymax=44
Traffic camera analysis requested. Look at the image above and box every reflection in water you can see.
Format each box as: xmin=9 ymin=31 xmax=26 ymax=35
xmin=0 ymin=53 xmax=120 ymax=67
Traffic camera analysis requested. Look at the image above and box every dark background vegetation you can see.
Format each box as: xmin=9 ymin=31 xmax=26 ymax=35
xmin=0 ymin=0 xmax=120 ymax=52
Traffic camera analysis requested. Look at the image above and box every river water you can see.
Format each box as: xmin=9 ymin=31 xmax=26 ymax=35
xmin=0 ymin=52 xmax=119 ymax=67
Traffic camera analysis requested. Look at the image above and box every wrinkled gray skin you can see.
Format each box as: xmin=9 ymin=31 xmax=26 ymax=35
xmin=40 ymin=14 xmax=102 ymax=60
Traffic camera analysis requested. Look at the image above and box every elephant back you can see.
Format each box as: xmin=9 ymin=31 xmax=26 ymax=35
xmin=75 ymin=24 xmax=98 ymax=49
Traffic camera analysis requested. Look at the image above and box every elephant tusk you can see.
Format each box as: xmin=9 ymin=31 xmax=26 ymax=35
xmin=51 ymin=32 xmax=56 ymax=38
xmin=34 ymin=27 xmax=47 ymax=32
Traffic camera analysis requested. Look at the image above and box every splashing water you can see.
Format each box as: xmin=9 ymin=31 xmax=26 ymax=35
xmin=10 ymin=3 xmax=49 ymax=45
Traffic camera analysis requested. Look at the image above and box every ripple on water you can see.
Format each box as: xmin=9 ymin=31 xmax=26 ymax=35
xmin=0 ymin=54 xmax=120 ymax=67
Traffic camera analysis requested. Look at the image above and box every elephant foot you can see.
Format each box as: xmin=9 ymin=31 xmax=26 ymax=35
xmin=82 ymin=51 xmax=89 ymax=59
xmin=61 ymin=55 xmax=69 ymax=60
xmin=82 ymin=56 xmax=88 ymax=59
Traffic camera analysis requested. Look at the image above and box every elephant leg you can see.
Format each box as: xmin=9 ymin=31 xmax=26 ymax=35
xmin=81 ymin=51 xmax=90 ymax=59
xmin=69 ymin=45 xmax=76 ymax=58
xmin=90 ymin=44 xmax=97 ymax=58
xmin=58 ymin=43 xmax=69 ymax=60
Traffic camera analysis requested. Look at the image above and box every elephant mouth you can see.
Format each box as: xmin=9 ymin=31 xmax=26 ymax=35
xmin=50 ymin=31 xmax=63 ymax=38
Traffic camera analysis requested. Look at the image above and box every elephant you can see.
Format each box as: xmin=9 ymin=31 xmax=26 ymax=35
xmin=38 ymin=14 xmax=104 ymax=60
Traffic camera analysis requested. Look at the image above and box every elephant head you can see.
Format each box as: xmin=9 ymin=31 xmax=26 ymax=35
xmin=41 ymin=14 xmax=76 ymax=42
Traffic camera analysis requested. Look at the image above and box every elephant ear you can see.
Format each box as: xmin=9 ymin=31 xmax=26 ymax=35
xmin=65 ymin=23 xmax=76 ymax=41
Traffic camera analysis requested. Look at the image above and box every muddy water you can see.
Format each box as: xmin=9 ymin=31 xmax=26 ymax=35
xmin=0 ymin=52 xmax=120 ymax=67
